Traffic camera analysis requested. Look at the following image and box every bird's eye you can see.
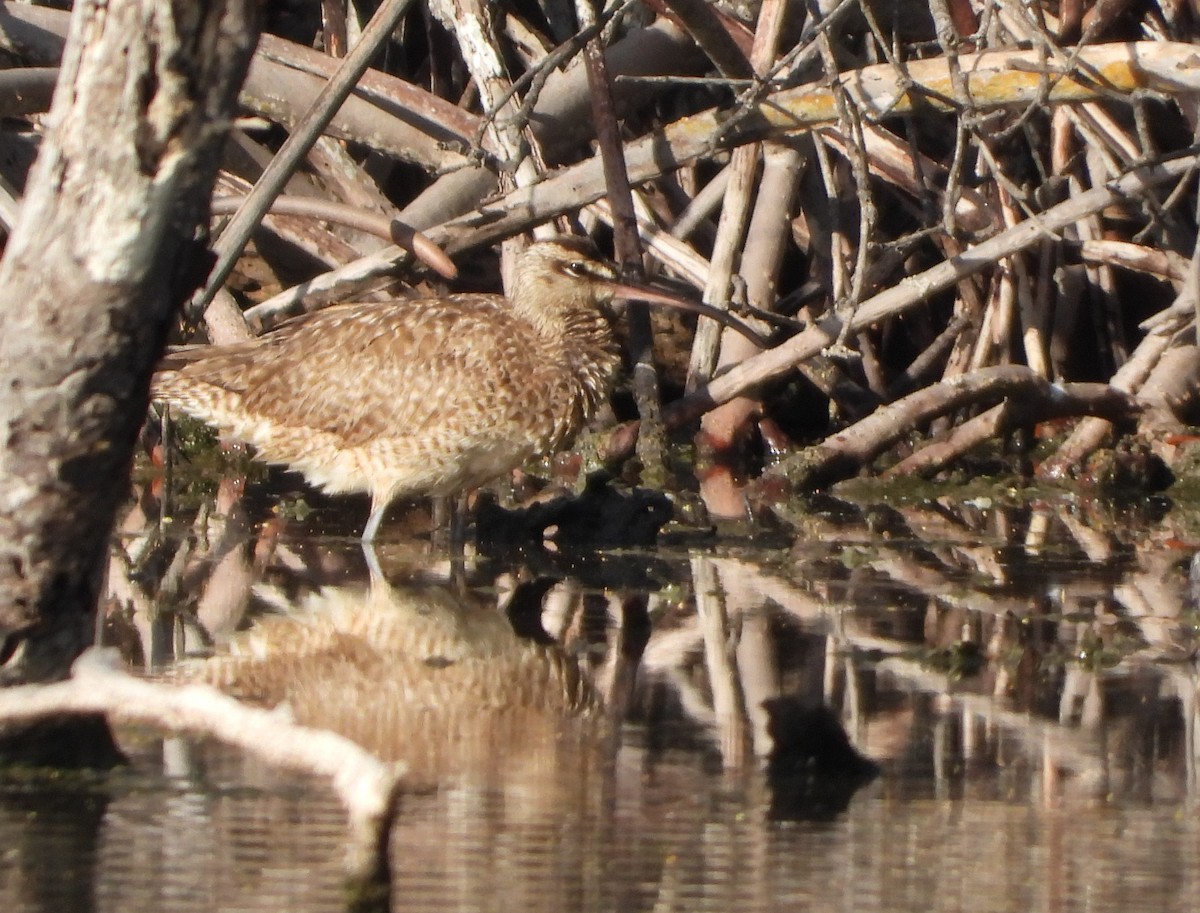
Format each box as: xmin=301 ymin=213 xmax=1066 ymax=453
xmin=562 ymin=260 xmax=589 ymax=278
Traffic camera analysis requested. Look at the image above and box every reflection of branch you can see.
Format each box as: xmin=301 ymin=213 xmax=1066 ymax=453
xmin=1112 ymin=552 xmax=1192 ymax=652
xmin=867 ymin=554 xmax=1030 ymax=617
xmin=877 ymin=655 xmax=1110 ymax=792
xmin=0 ymin=649 xmax=401 ymax=887
xmin=641 ymin=619 xmax=703 ymax=670
xmin=692 ymin=557 xmax=749 ymax=768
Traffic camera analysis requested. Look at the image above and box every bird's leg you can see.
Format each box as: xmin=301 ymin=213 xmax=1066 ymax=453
xmin=429 ymin=493 xmax=469 ymax=552
xmin=361 ymin=540 xmax=386 ymax=586
xmin=361 ymin=496 xmax=388 ymax=543
xmin=449 ymin=491 xmax=471 ymax=546
xmin=157 ymin=404 xmax=174 ymax=526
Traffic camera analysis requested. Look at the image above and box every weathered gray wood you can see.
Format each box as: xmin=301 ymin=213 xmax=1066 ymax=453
xmin=0 ymin=4 xmax=471 ymax=173
xmin=0 ymin=0 xmax=260 ymax=683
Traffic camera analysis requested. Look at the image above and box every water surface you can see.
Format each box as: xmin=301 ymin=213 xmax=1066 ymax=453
xmin=3 ymin=485 xmax=1198 ymax=912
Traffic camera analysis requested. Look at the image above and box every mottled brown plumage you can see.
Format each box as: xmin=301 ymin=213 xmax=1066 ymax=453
xmin=153 ymin=238 xmax=689 ymax=540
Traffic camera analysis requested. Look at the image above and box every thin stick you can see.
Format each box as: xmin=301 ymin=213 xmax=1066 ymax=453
xmin=237 ymin=42 xmax=1200 ymax=324
xmin=885 ymin=381 xmax=1139 ymax=480
xmin=186 ymin=0 xmax=418 ymax=324
xmin=575 ymin=0 xmax=667 ymax=479
xmin=665 ymin=152 xmax=1200 ymax=428
xmin=209 ymin=195 xmax=456 ymax=278
xmin=768 ymin=365 xmax=1138 ymax=491
xmin=686 ymin=0 xmax=788 ymax=391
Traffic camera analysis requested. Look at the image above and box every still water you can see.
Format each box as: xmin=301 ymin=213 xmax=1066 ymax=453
xmin=3 ymin=481 xmax=1200 ymax=912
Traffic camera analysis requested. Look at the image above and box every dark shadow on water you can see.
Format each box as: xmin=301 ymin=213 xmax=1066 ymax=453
xmin=0 ymin=716 xmax=125 ymax=770
xmin=0 ymin=777 xmax=108 ymax=913
xmin=763 ymin=697 xmax=880 ymax=822
xmin=475 ymin=472 xmax=673 ymax=549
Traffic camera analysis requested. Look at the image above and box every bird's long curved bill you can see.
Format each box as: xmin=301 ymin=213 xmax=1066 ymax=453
xmin=606 ymin=282 xmax=771 ymax=348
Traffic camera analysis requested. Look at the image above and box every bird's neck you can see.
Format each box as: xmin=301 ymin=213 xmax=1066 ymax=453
xmin=515 ymin=298 xmax=621 ymax=395
xmin=513 ymin=292 xmax=612 ymax=352
xmin=560 ymin=308 xmax=622 ymax=426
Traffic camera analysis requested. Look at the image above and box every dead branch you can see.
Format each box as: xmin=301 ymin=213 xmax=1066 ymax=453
xmin=1073 ymin=239 xmax=1189 ymax=287
xmin=667 ymin=152 xmax=1199 ymax=428
xmin=0 ymin=0 xmax=259 ymax=671
xmin=766 ymin=365 xmax=1140 ymax=492
xmin=190 ymin=0 xmax=418 ymax=323
xmin=0 ymin=66 xmax=55 ymax=116
xmin=575 ymin=0 xmax=667 ymax=480
xmin=1037 ymin=330 xmax=1180 ymax=481
xmin=685 ymin=3 xmax=781 ymax=389
xmin=210 ymin=195 xmax=456 ymax=278
xmin=0 ymin=4 xmax=474 ymax=173
xmin=232 ymin=42 xmax=1200 ymax=329
xmin=650 ymin=0 xmax=753 ymax=81
xmin=886 ymin=381 xmax=1141 ymax=479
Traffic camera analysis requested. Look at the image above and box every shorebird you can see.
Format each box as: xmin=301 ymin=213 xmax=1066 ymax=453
xmin=153 ymin=237 xmax=727 ymax=541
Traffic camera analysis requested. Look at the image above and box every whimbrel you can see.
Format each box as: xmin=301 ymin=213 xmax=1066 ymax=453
xmin=153 ymin=238 xmax=707 ymax=541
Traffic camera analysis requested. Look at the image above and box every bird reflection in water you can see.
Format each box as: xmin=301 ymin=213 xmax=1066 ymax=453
xmin=110 ymin=471 xmax=878 ymax=822
xmin=173 ymin=569 xmax=601 ymax=791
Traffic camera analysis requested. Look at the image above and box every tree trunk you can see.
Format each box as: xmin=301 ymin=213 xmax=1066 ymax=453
xmin=0 ymin=1 xmax=261 ymax=685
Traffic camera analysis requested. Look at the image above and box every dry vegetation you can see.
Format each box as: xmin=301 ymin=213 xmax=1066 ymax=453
xmin=4 ymin=0 xmax=1200 ymax=505
xmin=9 ymin=2 xmax=1200 ymax=896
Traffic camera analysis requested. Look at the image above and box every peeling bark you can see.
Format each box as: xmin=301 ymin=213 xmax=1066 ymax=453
xmin=0 ymin=0 xmax=260 ymax=682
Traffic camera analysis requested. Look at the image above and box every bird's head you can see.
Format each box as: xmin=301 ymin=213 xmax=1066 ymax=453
xmin=510 ymin=237 xmax=677 ymax=318
xmin=509 ymin=237 xmax=769 ymax=346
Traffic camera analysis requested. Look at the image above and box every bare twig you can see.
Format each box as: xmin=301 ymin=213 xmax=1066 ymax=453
xmin=886 ymin=380 xmax=1139 ymax=479
xmin=574 ymin=0 xmax=669 ymax=481
xmin=210 ymin=195 xmax=456 ymax=279
xmin=187 ymin=0 xmax=419 ymax=324
xmin=232 ymin=43 xmax=1200 ymax=323
xmin=667 ymin=152 xmax=1200 ymax=428
xmin=686 ymin=0 xmax=787 ymax=391
xmin=648 ymin=0 xmax=753 ymax=81
xmin=767 ymin=365 xmax=1139 ymax=491
xmin=1037 ymin=332 xmax=1178 ymax=480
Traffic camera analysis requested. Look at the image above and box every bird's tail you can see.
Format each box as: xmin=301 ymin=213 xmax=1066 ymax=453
xmin=150 ymin=369 xmax=242 ymax=429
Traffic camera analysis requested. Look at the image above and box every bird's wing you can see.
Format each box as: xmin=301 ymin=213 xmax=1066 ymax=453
xmin=233 ymin=296 xmax=539 ymax=448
